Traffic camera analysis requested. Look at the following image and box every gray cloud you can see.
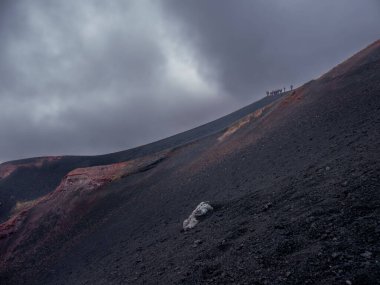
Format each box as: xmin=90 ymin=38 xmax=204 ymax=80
xmin=0 ymin=0 xmax=379 ymax=162
xmin=161 ymin=0 xmax=380 ymax=98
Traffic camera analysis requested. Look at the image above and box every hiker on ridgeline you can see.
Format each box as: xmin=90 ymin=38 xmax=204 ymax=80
xmin=267 ymin=86 xmax=292 ymax=96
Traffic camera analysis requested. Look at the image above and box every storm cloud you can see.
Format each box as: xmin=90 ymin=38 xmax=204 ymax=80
xmin=161 ymin=0 xmax=380 ymax=97
xmin=0 ymin=0 xmax=379 ymax=162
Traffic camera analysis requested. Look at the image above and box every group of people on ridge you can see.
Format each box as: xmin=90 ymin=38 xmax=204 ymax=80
xmin=266 ymin=85 xmax=293 ymax=96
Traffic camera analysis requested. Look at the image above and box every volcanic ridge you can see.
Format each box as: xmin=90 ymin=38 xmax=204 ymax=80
xmin=0 ymin=40 xmax=379 ymax=284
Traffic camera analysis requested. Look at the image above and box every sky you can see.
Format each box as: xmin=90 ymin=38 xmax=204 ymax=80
xmin=0 ymin=0 xmax=379 ymax=162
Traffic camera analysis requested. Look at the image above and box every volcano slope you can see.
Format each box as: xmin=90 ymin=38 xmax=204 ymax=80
xmin=0 ymin=40 xmax=379 ymax=285
xmin=0 ymin=93 xmax=284 ymax=224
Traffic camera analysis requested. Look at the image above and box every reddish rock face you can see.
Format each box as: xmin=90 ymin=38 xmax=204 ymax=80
xmin=0 ymin=157 xmax=62 ymax=180
xmin=55 ymin=151 xmax=168 ymax=194
xmin=56 ymin=162 xmax=129 ymax=194
xmin=0 ymin=150 xmax=170 ymax=271
xmin=218 ymin=106 xmax=266 ymax=142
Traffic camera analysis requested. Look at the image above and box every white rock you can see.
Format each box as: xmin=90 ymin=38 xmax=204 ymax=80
xmin=183 ymin=202 xmax=213 ymax=230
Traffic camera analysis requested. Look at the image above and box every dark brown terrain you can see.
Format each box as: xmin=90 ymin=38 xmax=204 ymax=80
xmin=0 ymin=40 xmax=379 ymax=285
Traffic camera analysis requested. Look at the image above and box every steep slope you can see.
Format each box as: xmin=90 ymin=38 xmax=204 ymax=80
xmin=0 ymin=40 xmax=379 ymax=285
xmin=0 ymin=93 xmax=284 ymax=223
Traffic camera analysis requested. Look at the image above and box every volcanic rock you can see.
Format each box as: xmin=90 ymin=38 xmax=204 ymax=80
xmin=183 ymin=202 xmax=213 ymax=230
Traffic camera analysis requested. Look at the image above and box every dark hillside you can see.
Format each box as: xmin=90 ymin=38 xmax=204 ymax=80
xmin=0 ymin=40 xmax=379 ymax=285
xmin=0 ymin=93 xmax=284 ymax=222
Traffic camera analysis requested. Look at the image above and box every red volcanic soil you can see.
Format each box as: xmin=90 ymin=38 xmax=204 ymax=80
xmin=0 ymin=41 xmax=380 ymax=285
xmin=0 ymin=151 xmax=170 ymax=273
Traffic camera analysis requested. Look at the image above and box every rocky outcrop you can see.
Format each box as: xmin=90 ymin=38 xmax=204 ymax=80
xmin=56 ymin=162 xmax=128 ymax=194
xmin=183 ymin=202 xmax=213 ymax=230
xmin=218 ymin=106 xmax=267 ymax=142
xmin=56 ymin=151 xmax=168 ymax=194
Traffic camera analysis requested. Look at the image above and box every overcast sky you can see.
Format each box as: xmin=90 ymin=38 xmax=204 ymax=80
xmin=0 ymin=0 xmax=379 ymax=162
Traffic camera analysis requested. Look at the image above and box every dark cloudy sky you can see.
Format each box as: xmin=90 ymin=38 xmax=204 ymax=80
xmin=0 ymin=0 xmax=379 ymax=162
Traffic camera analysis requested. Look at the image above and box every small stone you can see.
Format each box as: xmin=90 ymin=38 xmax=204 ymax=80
xmin=192 ymin=239 xmax=203 ymax=247
xmin=345 ymin=280 xmax=352 ymax=285
xmin=263 ymin=202 xmax=272 ymax=211
xmin=332 ymin=252 xmax=340 ymax=258
xmin=360 ymin=251 xmax=372 ymax=258
xmin=325 ymin=166 xmax=331 ymax=171
xmin=342 ymin=181 xmax=348 ymax=187
xmin=286 ymin=271 xmax=291 ymax=277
